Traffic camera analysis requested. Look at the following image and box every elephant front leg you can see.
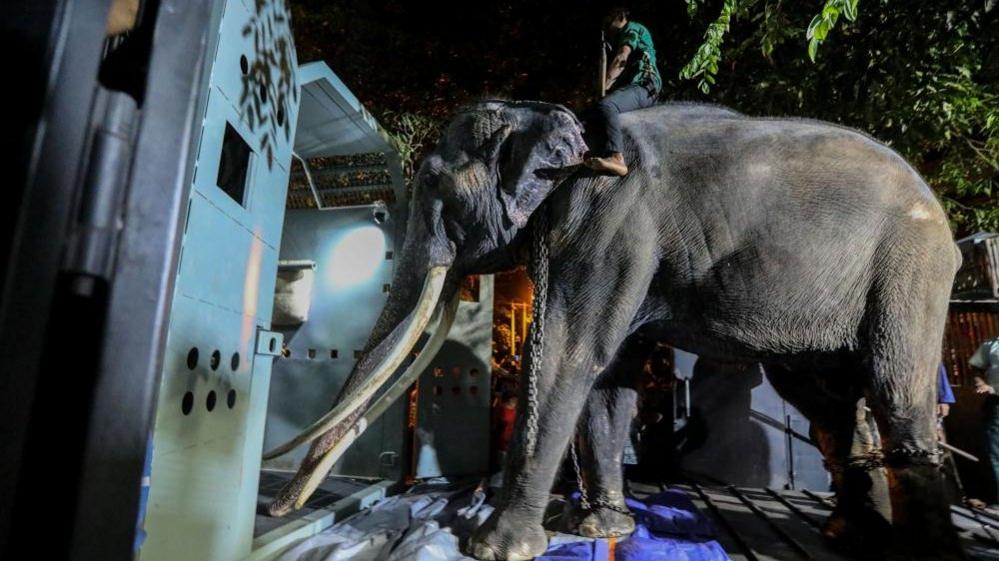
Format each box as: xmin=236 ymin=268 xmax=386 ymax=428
xmin=469 ymin=329 xmax=601 ymax=560
xmin=469 ymin=264 xmax=652 ymax=560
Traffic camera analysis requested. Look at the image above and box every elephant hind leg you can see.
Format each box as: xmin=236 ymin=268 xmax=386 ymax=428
xmin=765 ymin=363 xmax=892 ymax=557
xmin=861 ymin=251 xmax=964 ymax=560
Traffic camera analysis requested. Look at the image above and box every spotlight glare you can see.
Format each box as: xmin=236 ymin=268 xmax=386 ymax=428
xmin=326 ymin=226 xmax=386 ymax=287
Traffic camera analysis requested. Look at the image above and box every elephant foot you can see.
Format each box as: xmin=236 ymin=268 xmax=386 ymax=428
xmin=821 ymin=511 xmax=888 ymax=560
xmin=577 ymin=505 xmax=635 ymax=538
xmin=881 ymin=463 xmax=967 ymax=561
xmin=468 ymin=508 xmax=548 ymax=561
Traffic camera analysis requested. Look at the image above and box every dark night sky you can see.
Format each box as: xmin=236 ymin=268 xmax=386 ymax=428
xmin=288 ymin=1 xmax=707 ymax=119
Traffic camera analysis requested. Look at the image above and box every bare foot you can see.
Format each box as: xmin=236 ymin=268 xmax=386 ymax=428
xmin=585 ymin=152 xmax=628 ymax=176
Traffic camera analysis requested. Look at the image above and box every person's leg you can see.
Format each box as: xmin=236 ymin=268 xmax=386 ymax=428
xmin=987 ymin=398 xmax=999 ymax=504
xmin=586 ymin=85 xmax=656 ymax=176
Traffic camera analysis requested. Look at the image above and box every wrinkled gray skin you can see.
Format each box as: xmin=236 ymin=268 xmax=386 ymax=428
xmin=281 ymin=100 xmax=963 ymax=560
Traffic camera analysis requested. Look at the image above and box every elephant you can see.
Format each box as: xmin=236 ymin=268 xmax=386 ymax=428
xmin=265 ymin=100 xmax=963 ymax=560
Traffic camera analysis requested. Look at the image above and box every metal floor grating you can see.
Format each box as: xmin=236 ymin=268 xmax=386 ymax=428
xmin=662 ymin=480 xmax=999 ymax=561
xmin=254 ymin=470 xmax=380 ymax=538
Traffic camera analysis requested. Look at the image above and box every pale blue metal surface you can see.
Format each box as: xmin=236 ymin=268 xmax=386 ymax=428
xmin=262 ymin=207 xmax=404 ymax=479
xmin=140 ymin=0 xmax=300 ymax=559
xmin=294 ymin=62 xmax=393 ymax=158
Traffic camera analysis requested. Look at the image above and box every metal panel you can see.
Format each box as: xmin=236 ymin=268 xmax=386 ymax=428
xmin=262 ymin=207 xmax=404 ymax=479
xmin=680 ymin=362 xmax=828 ymax=491
xmin=139 ymin=0 xmax=299 ymax=559
xmin=0 ymin=0 xmax=110 ymax=554
xmin=414 ymin=276 xmax=495 ymax=478
xmin=2 ymin=0 xmax=221 ymax=559
xmin=294 ymin=63 xmax=393 ymax=158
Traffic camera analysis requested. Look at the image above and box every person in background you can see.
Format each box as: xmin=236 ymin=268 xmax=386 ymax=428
xmin=938 ymin=362 xmax=956 ymax=418
xmin=491 ymin=390 xmax=518 ymax=472
xmin=970 ymin=336 xmax=999 ymax=507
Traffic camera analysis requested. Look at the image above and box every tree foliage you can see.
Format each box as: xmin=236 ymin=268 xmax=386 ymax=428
xmin=679 ymin=0 xmax=997 ymax=235
xmin=381 ymin=110 xmax=441 ymax=181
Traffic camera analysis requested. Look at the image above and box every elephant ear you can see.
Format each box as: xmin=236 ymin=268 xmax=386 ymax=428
xmin=491 ymin=105 xmax=587 ymax=229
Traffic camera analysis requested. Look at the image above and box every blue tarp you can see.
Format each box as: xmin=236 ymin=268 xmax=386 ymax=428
xmin=280 ymin=482 xmax=730 ymax=561
xmin=538 ymin=490 xmax=729 ymax=561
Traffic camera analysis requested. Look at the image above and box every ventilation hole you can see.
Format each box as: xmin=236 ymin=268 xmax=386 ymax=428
xmin=470 ymin=368 xmax=480 ymax=376
xmin=268 ymin=338 xmax=276 ymax=352
xmin=308 ymin=349 xmax=316 ymax=359
xmin=227 ymin=389 xmax=237 ymax=409
xmin=259 ymin=82 xmax=267 ymax=103
xmin=206 ymin=390 xmax=217 ymax=412
xmin=216 ymin=123 xmax=251 ymax=206
xmin=385 ymin=251 xmax=394 ymax=260
xmin=330 ymin=349 xmax=339 ymax=359
xmin=433 ymin=385 xmax=443 ymax=396
xmin=451 ymin=386 xmax=461 ymax=396
xmin=433 ymin=367 xmax=445 ymax=378
xmin=186 ymin=348 xmax=199 ymax=370
xmin=240 ymin=54 xmax=249 ymax=75
xmin=210 ymin=350 xmax=221 ymax=370
xmin=181 ymin=392 xmax=194 ymax=415
xmin=230 ymin=352 xmax=240 ymax=371
xmin=382 ymin=284 xmax=391 ymax=293
xmin=354 ymin=350 xmax=364 ymax=359
xmin=451 ymin=367 xmax=462 ymax=378
xmin=277 ymin=105 xmax=285 ymax=126
xmin=469 ymin=385 xmax=479 ymax=396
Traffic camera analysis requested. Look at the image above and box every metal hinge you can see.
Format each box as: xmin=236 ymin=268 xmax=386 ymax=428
xmin=63 ymin=89 xmax=139 ymax=280
xmin=255 ymin=328 xmax=283 ymax=356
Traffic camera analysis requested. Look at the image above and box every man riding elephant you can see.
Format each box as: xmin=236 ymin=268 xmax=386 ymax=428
xmin=585 ymin=7 xmax=662 ymax=176
xmin=265 ymin=100 xmax=963 ymax=561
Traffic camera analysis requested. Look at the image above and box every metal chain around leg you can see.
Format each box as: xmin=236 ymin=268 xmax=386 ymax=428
xmin=526 ymin=204 xmax=631 ymax=519
xmin=569 ymin=438 xmax=592 ymax=511
xmin=523 ymin=206 xmax=549 ymax=458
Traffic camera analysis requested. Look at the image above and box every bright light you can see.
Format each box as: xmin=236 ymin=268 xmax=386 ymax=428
xmin=325 ymin=226 xmax=386 ymax=288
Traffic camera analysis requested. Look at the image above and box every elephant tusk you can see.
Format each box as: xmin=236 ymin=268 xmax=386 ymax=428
xmin=291 ymin=294 xmax=460 ymax=510
xmin=262 ymin=266 xmax=448 ymax=461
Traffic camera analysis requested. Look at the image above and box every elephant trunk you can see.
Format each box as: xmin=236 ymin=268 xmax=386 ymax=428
xmin=266 ymin=204 xmax=457 ymax=516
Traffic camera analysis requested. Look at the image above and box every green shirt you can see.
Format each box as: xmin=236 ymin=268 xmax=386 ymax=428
xmin=611 ymin=21 xmax=662 ymax=94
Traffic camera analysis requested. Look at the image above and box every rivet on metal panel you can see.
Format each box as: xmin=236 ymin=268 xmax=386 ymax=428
xmin=255 ymin=328 xmax=284 ymax=356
